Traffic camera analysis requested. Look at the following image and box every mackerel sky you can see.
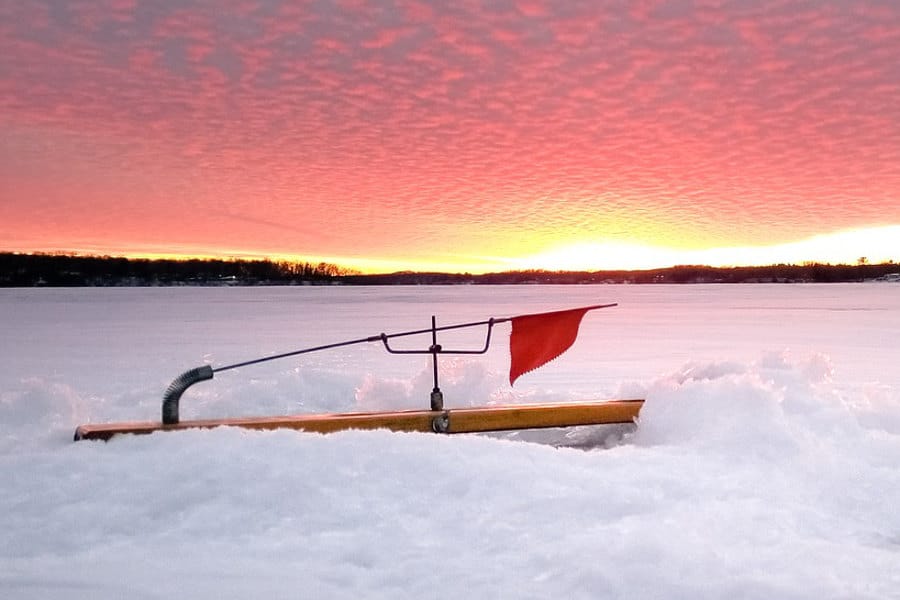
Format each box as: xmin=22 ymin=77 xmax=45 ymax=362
xmin=2 ymin=0 xmax=899 ymax=271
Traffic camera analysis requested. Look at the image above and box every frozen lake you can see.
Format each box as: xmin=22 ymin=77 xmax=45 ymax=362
xmin=1 ymin=284 xmax=898 ymax=598
xmin=2 ymin=283 xmax=897 ymax=418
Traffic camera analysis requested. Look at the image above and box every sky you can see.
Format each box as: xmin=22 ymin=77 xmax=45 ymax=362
xmin=1 ymin=0 xmax=899 ymax=274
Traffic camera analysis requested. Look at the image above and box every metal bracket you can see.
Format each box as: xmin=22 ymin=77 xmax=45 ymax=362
xmin=432 ymin=411 xmax=450 ymax=433
xmin=378 ymin=317 xmax=496 ymax=355
xmin=379 ymin=317 xmax=497 ymax=411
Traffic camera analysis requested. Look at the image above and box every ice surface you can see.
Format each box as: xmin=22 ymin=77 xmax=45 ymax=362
xmin=1 ymin=284 xmax=898 ymax=599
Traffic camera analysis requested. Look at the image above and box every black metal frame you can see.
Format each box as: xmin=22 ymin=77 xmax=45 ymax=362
xmin=160 ymin=303 xmax=616 ymax=425
xmin=162 ymin=315 xmax=510 ymax=424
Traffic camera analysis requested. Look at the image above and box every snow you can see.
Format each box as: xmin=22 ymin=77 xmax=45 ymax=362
xmin=1 ymin=284 xmax=899 ymax=599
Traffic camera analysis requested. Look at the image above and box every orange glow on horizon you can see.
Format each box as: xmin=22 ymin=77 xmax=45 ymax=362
xmin=9 ymin=225 xmax=898 ymax=275
xmin=505 ymin=226 xmax=900 ymax=273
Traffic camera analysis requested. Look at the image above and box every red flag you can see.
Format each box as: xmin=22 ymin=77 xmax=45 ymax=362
xmin=509 ymin=306 xmax=591 ymax=386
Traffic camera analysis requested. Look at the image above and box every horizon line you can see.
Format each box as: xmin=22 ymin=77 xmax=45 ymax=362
xmin=3 ymin=225 xmax=898 ymax=275
xmin=3 ymin=249 xmax=896 ymax=278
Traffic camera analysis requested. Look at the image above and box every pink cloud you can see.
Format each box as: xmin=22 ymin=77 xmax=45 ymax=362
xmin=399 ymin=0 xmax=435 ymax=23
xmin=361 ymin=27 xmax=410 ymax=49
xmin=516 ymin=1 xmax=548 ymax=18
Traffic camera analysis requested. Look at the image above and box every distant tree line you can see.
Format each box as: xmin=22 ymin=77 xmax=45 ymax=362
xmin=622 ymin=261 xmax=898 ymax=284
xmin=0 ymin=253 xmax=353 ymax=287
xmin=1 ymin=253 xmax=897 ymax=287
xmin=341 ymin=262 xmax=900 ymax=285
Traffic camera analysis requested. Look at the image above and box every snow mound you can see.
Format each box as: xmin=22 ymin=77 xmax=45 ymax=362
xmin=632 ymin=351 xmax=888 ymax=453
xmin=2 ymin=352 xmax=899 ymax=598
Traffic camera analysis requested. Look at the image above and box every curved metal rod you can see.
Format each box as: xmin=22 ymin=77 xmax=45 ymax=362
xmin=162 ymin=365 xmax=214 ymax=424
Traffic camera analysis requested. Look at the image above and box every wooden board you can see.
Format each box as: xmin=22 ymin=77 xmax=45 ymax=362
xmin=73 ymin=399 xmax=644 ymax=441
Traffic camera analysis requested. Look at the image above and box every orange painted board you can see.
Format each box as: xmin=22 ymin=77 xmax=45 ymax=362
xmin=73 ymin=399 xmax=644 ymax=441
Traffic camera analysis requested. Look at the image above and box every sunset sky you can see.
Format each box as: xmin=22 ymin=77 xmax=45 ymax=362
xmin=2 ymin=0 xmax=899 ymax=273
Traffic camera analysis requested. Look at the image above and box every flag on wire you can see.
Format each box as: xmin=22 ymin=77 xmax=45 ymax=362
xmin=508 ymin=306 xmax=592 ymax=386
